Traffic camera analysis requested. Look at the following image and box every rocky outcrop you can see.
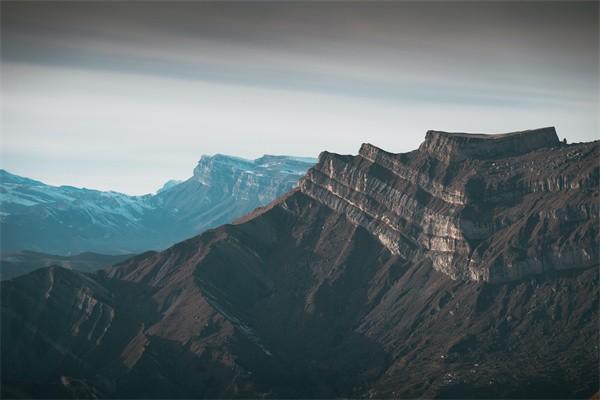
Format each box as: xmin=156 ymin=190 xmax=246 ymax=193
xmin=300 ymin=128 xmax=598 ymax=282
xmin=419 ymin=127 xmax=560 ymax=162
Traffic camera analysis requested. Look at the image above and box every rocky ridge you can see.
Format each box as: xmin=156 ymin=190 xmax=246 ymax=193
xmin=300 ymin=127 xmax=598 ymax=282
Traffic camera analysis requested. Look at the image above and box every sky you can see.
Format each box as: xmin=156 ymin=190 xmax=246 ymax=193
xmin=1 ymin=1 xmax=598 ymax=195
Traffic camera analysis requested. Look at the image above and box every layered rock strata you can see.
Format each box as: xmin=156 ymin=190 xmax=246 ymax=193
xmin=300 ymin=127 xmax=599 ymax=282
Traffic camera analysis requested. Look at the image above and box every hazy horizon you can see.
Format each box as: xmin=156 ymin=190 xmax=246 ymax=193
xmin=2 ymin=1 xmax=598 ymax=194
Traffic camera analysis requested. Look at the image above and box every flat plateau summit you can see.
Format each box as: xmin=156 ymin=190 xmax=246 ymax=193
xmin=2 ymin=127 xmax=598 ymax=399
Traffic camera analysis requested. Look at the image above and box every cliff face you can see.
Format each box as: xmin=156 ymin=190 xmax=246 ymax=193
xmin=300 ymin=127 xmax=598 ymax=282
xmin=419 ymin=127 xmax=560 ymax=162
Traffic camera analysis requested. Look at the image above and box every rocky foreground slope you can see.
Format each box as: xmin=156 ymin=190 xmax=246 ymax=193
xmin=0 ymin=155 xmax=315 ymax=256
xmin=1 ymin=128 xmax=598 ymax=398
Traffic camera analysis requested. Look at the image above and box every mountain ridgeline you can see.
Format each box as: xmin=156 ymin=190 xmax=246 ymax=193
xmin=1 ymin=128 xmax=598 ymax=399
xmin=301 ymin=127 xmax=597 ymax=282
xmin=0 ymin=155 xmax=316 ymax=256
xmin=0 ymin=251 xmax=134 ymax=281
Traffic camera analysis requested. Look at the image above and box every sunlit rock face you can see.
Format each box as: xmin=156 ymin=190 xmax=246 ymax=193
xmin=300 ymin=127 xmax=599 ymax=282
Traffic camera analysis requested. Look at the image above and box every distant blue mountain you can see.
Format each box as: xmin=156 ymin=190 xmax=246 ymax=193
xmin=0 ymin=155 xmax=316 ymax=255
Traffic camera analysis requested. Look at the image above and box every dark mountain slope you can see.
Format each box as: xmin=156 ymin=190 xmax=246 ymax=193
xmin=1 ymin=128 xmax=598 ymax=398
xmin=0 ymin=251 xmax=133 ymax=281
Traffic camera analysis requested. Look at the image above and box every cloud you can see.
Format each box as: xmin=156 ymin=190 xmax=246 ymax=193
xmin=1 ymin=1 xmax=597 ymax=194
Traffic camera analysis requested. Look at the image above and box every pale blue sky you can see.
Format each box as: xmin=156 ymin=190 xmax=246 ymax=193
xmin=1 ymin=1 xmax=598 ymax=194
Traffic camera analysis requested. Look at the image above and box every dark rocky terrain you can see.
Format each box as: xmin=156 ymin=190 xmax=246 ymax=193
xmin=2 ymin=128 xmax=598 ymax=399
xmin=0 ymin=155 xmax=315 ymax=256
xmin=0 ymin=251 xmax=134 ymax=281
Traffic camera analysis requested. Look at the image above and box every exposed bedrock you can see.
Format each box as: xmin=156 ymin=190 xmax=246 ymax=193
xmin=299 ymin=128 xmax=599 ymax=283
xmin=419 ymin=127 xmax=560 ymax=163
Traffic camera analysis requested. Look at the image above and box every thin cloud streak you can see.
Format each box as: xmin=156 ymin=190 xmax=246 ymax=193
xmin=1 ymin=1 xmax=598 ymax=194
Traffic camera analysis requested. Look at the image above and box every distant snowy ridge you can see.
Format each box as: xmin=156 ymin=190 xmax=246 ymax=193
xmin=157 ymin=180 xmax=183 ymax=194
xmin=0 ymin=154 xmax=316 ymax=255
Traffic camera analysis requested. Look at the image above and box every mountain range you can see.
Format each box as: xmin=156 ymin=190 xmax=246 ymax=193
xmin=0 ymin=155 xmax=316 ymax=256
xmin=1 ymin=127 xmax=598 ymax=399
